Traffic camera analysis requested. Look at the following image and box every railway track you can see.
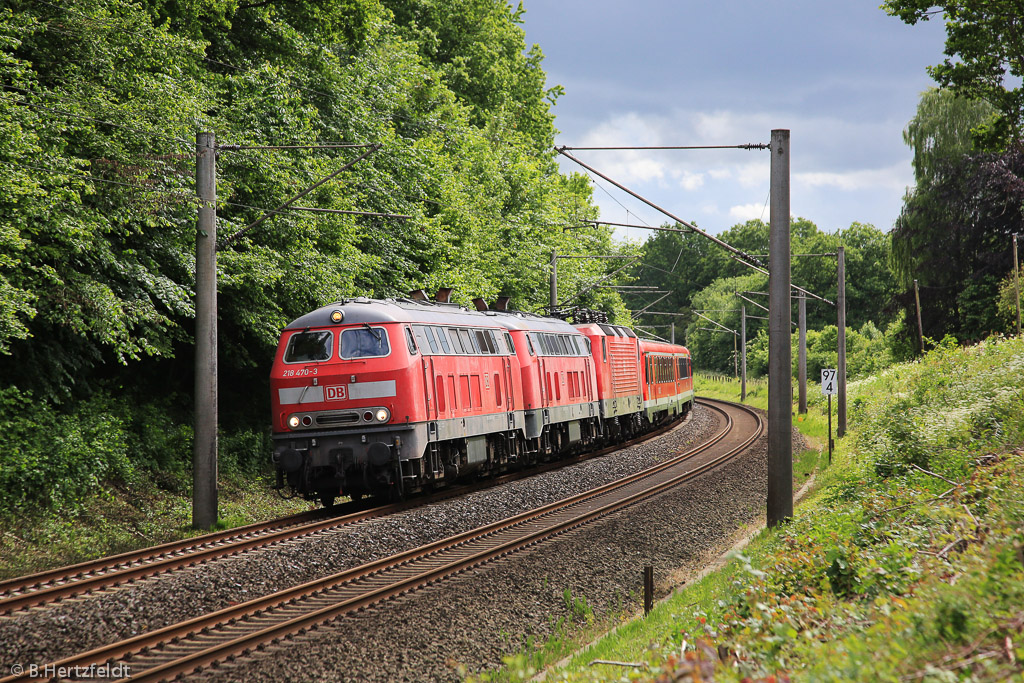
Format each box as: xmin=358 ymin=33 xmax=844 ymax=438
xmin=0 ymin=408 xmax=686 ymax=616
xmin=1 ymin=398 xmax=761 ymax=683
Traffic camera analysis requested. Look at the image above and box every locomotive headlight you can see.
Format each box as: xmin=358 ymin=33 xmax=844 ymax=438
xmin=330 ymin=309 xmax=344 ymax=323
xmin=288 ymin=415 xmax=301 ymax=429
xmin=375 ymin=408 xmax=390 ymax=423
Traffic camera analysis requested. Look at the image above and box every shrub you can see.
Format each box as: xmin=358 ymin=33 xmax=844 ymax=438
xmin=0 ymin=387 xmax=133 ymax=514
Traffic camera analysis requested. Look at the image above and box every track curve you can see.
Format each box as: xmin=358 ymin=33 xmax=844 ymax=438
xmin=0 ymin=398 xmax=762 ymax=683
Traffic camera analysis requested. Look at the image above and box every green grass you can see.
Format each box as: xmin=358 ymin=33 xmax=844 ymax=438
xmin=0 ymin=472 xmax=311 ymax=579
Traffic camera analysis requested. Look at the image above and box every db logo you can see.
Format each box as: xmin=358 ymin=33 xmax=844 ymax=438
xmin=325 ymin=385 xmax=347 ymax=401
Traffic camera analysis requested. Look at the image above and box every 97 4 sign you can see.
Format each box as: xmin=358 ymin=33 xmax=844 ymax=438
xmin=821 ymin=368 xmax=838 ymax=395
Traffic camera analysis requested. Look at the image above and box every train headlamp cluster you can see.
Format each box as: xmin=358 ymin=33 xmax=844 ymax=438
xmin=330 ymin=309 xmax=344 ymax=323
xmin=286 ymin=407 xmax=390 ymax=430
xmin=362 ymin=408 xmax=391 ymax=423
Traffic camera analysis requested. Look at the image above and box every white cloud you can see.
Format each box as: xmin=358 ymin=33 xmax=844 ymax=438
xmin=795 ymin=163 xmax=909 ymax=192
xmin=729 ymin=203 xmax=767 ymax=221
xmin=677 ymin=171 xmax=704 ymax=190
xmin=562 ymin=107 xmax=916 ymax=235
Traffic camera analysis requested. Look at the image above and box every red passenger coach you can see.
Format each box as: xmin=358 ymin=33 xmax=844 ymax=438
xmin=638 ymin=339 xmax=694 ymax=422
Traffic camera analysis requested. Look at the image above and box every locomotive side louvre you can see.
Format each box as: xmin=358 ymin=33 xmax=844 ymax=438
xmin=575 ymin=323 xmax=644 ymax=420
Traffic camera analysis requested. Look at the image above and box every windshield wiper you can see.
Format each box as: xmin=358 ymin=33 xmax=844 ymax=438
xmin=363 ymin=323 xmax=382 ymax=343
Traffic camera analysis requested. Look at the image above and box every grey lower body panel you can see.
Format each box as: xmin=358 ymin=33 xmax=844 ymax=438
xmin=642 ymin=390 xmax=695 ymax=420
xmin=273 ymin=422 xmax=426 ymax=471
xmin=524 ymin=401 xmax=598 ymax=440
xmin=427 ymin=410 xmax=526 ymax=447
xmin=599 ymin=395 xmax=642 ymax=420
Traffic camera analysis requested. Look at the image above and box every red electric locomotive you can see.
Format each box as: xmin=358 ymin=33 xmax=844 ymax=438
xmin=574 ymin=322 xmax=644 ymax=440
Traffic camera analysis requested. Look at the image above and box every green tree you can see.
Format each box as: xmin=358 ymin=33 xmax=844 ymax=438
xmin=0 ymin=0 xmax=613 ymax=513
xmin=884 ymin=0 xmax=1023 ymax=148
xmin=891 ymin=88 xmax=1018 ymax=345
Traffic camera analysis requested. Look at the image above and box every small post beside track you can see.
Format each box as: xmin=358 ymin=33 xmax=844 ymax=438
xmin=828 ymin=394 xmax=833 ymax=465
xmin=643 ymin=565 xmax=654 ymax=615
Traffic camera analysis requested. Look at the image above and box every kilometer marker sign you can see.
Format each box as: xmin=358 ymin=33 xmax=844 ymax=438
xmin=821 ymin=368 xmax=837 ymax=395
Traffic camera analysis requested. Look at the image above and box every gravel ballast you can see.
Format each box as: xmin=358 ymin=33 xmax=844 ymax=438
xmin=0 ymin=404 xmax=788 ymax=681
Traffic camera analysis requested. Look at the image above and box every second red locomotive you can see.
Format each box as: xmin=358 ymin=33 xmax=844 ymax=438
xmin=270 ymin=293 xmax=693 ymax=506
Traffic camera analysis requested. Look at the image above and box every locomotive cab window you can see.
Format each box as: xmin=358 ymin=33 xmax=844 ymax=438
xmin=340 ymin=327 xmax=390 ymax=359
xmin=405 ymin=327 xmax=418 ymax=354
xmin=284 ymin=330 xmax=333 ymax=363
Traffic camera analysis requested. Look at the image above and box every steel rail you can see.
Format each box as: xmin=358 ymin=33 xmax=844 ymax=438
xmin=1 ymin=399 xmax=762 ymax=683
xmin=0 ymin=509 xmax=324 ymax=609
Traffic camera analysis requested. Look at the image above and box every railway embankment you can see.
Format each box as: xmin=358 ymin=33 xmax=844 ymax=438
xmin=531 ymin=335 xmax=1024 ymax=682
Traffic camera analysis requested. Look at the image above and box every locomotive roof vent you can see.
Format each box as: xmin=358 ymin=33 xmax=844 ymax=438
xmin=471 ymin=295 xmax=513 ymax=313
xmin=408 ymin=289 xmax=429 ymax=301
xmin=435 ymin=287 xmax=453 ymax=303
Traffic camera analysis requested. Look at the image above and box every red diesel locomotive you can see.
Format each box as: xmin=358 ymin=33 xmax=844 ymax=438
xmin=270 ymin=294 xmax=694 ymax=506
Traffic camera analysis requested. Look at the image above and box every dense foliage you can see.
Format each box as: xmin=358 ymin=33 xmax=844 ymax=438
xmin=679 ymin=336 xmax=1024 ymax=680
xmin=884 ymin=0 xmax=1024 ymax=348
xmin=890 ymin=89 xmax=1021 ymax=346
xmin=0 ymin=0 xmax=630 ymax=515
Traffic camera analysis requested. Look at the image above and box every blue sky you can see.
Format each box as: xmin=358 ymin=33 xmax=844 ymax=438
xmin=517 ymin=1 xmax=949 ymax=238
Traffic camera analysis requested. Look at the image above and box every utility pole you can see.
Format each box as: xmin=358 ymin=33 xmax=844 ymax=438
xmin=768 ymin=129 xmax=792 ymax=527
xmin=550 ymin=250 xmax=557 ymax=313
xmin=740 ymin=304 xmax=747 ymax=402
xmin=671 ymin=322 xmax=675 ymax=344
xmin=1014 ymin=234 xmax=1021 ymax=337
xmin=193 ymin=131 xmax=218 ymax=530
xmin=914 ymin=279 xmax=925 ymax=353
xmin=837 ymin=246 xmax=846 ymax=438
xmin=798 ymin=295 xmax=807 ymax=414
